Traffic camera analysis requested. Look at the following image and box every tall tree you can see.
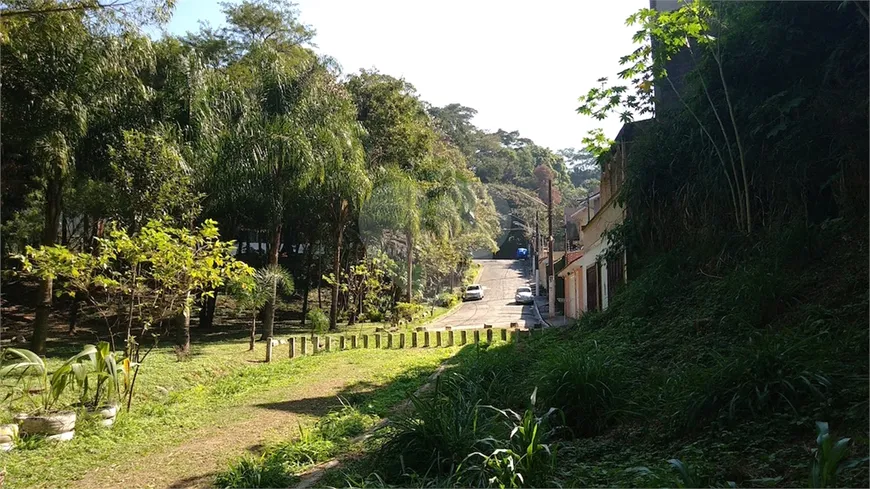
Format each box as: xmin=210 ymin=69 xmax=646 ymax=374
xmin=1 ymin=7 xmax=156 ymax=353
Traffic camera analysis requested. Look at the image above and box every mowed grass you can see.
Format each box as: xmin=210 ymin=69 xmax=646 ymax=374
xmin=0 ymin=339 xmax=460 ymax=489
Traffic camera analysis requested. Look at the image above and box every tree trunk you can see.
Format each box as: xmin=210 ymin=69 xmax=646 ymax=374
xmin=406 ymin=230 xmax=414 ymax=302
xmin=261 ymin=224 xmax=281 ymax=342
xmin=317 ymin=254 xmax=323 ymax=308
xmin=301 ymin=240 xmax=314 ymax=326
xmin=199 ymin=292 xmax=217 ymax=330
xmin=249 ymin=314 xmax=256 ymax=351
xmin=176 ymin=292 xmax=192 ymax=354
xmin=329 ymin=220 xmax=345 ymax=331
xmin=68 ymin=298 xmax=80 ymax=335
xmin=31 ymin=180 xmax=63 ymax=355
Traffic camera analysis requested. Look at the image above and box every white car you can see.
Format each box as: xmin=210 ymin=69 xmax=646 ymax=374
xmin=463 ymin=284 xmax=484 ymax=301
xmin=515 ymin=286 xmax=534 ymax=305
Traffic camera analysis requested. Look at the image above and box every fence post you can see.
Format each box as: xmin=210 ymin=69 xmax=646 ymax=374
xmin=351 ymin=335 xmax=358 ymax=349
xmin=325 ymin=336 xmax=332 ymax=352
xmin=387 ymin=334 xmax=393 ymax=349
xmin=424 ymin=331 xmax=430 ymax=347
xmin=363 ymin=335 xmax=369 ymax=349
xmin=411 ymin=332 xmax=418 ymax=348
xmin=436 ymin=331 xmax=442 ymax=347
xmin=301 ymin=336 xmax=308 ymax=355
xmin=500 ymin=329 xmax=507 ymax=341
xmin=486 ymin=329 xmax=493 ymax=343
xmin=375 ymin=334 xmax=381 ymax=349
xmin=474 ymin=330 xmax=480 ymax=344
xmin=399 ymin=333 xmax=406 ymax=349
xmin=289 ymin=337 xmax=296 ymax=359
xmin=313 ymin=337 xmax=320 ymax=354
xmin=448 ymin=330 xmax=454 ymax=347
xmin=460 ymin=330 xmax=467 ymax=345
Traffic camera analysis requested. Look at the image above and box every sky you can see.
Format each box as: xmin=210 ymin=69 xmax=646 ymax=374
xmin=159 ymin=0 xmax=649 ymax=152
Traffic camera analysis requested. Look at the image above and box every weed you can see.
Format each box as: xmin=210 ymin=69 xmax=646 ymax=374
xmin=811 ymin=421 xmax=868 ymax=488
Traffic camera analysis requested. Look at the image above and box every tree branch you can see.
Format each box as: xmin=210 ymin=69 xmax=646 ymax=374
xmin=0 ymin=0 xmax=135 ymax=18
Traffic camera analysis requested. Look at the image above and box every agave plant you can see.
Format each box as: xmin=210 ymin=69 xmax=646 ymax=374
xmin=0 ymin=346 xmax=96 ymax=414
xmin=76 ymin=342 xmax=128 ymax=408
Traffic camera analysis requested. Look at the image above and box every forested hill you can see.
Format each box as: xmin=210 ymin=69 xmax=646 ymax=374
xmin=427 ymin=103 xmax=600 ymax=250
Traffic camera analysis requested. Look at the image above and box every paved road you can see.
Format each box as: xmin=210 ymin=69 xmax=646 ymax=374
xmin=425 ymin=259 xmax=538 ymax=331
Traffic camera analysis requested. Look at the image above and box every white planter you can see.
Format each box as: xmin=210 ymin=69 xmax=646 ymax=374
xmin=0 ymin=423 xmax=19 ymax=451
xmin=90 ymin=403 xmax=119 ymax=427
xmin=15 ymin=411 xmax=76 ymax=441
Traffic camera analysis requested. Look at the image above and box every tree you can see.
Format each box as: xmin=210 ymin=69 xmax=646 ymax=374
xmin=18 ymin=219 xmax=253 ymax=406
xmin=1 ymin=5 xmax=156 ymax=354
xmin=577 ymin=0 xmax=752 ymax=233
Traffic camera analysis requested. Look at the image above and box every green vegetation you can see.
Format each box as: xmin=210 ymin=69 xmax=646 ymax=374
xmin=317 ymin=222 xmax=868 ymax=488
xmin=0 ymin=341 xmax=457 ymax=489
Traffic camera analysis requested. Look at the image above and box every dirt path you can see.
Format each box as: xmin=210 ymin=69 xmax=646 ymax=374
xmin=68 ymin=357 xmax=408 ymax=489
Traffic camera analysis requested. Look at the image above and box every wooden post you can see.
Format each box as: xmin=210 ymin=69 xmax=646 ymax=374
xmin=363 ymin=335 xmax=369 ymax=349
xmin=474 ymin=330 xmax=480 ymax=344
xmin=424 ymin=331 xmax=430 ymax=347
xmin=500 ymin=329 xmax=507 ymax=341
xmin=266 ymin=340 xmax=273 ymax=362
xmin=313 ymin=337 xmax=320 ymax=354
xmin=351 ymin=335 xmax=358 ymax=349
xmin=411 ymin=332 xmax=418 ymax=348
xmin=375 ymin=334 xmax=381 ymax=349
xmin=289 ymin=337 xmax=296 ymax=358
xmin=387 ymin=334 xmax=393 ymax=349
xmin=326 ymin=336 xmax=332 ymax=352
xmin=448 ymin=330 xmax=454 ymax=347
xmin=460 ymin=330 xmax=467 ymax=345
xmin=301 ymin=336 xmax=308 ymax=355
xmin=399 ymin=333 xmax=406 ymax=349
xmin=486 ymin=329 xmax=493 ymax=343
xmin=339 ymin=336 xmax=346 ymax=350
xmin=435 ymin=331 xmax=442 ymax=347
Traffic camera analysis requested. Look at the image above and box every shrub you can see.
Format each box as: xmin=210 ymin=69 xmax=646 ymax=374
xmin=535 ymin=347 xmax=624 ymax=437
xmin=461 ymin=390 xmax=560 ymax=488
xmin=670 ymin=333 xmax=832 ymax=430
xmin=435 ymin=291 xmax=460 ymax=308
xmin=394 ymin=302 xmax=425 ymax=323
xmin=306 ymin=308 xmax=329 ymax=334
xmin=376 ymin=373 xmax=491 ymax=478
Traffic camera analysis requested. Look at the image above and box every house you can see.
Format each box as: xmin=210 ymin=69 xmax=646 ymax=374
xmin=559 ymin=121 xmax=651 ymax=317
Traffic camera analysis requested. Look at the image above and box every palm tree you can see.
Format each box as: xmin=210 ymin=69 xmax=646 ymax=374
xmin=2 ymin=10 xmax=155 ymax=353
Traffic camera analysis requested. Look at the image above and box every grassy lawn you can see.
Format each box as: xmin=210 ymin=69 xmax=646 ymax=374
xmin=0 ymin=339 xmax=461 ymax=489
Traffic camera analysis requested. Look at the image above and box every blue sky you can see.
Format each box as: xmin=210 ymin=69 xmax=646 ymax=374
xmin=157 ymin=0 xmax=649 ymax=151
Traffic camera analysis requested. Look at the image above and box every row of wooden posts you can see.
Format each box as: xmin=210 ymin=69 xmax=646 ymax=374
xmin=284 ymin=325 xmax=532 ymax=359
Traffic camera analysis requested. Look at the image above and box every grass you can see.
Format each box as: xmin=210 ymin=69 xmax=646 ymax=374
xmin=0 ymin=339 xmax=460 ymax=489
xmin=314 ymin=220 xmax=870 ymax=488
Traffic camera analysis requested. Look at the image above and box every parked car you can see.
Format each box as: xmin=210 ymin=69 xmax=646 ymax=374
xmin=463 ymin=284 xmax=484 ymax=301
xmin=515 ymin=286 xmax=534 ymax=305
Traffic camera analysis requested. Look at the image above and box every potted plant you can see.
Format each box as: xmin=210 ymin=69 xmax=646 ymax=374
xmin=0 ymin=345 xmax=96 ymax=441
xmin=75 ymin=342 xmax=127 ymax=427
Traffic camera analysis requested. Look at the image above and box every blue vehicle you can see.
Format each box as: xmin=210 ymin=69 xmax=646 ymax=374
xmin=516 ymin=247 xmax=529 ymax=259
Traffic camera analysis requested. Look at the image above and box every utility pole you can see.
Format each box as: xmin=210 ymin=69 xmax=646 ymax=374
xmin=547 ymin=179 xmax=555 ymax=318
xmin=534 ymin=211 xmax=540 ymax=296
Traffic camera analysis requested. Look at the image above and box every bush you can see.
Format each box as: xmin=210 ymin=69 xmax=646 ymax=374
xmin=435 ymin=291 xmax=460 ymax=308
xmin=214 ymin=454 xmax=296 ymax=489
xmin=376 ymin=373 xmax=492 ymax=478
xmin=535 ymin=347 xmax=625 ymax=437
xmin=394 ymin=302 xmax=425 ymax=323
xmin=306 ymin=308 xmax=329 ymax=334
